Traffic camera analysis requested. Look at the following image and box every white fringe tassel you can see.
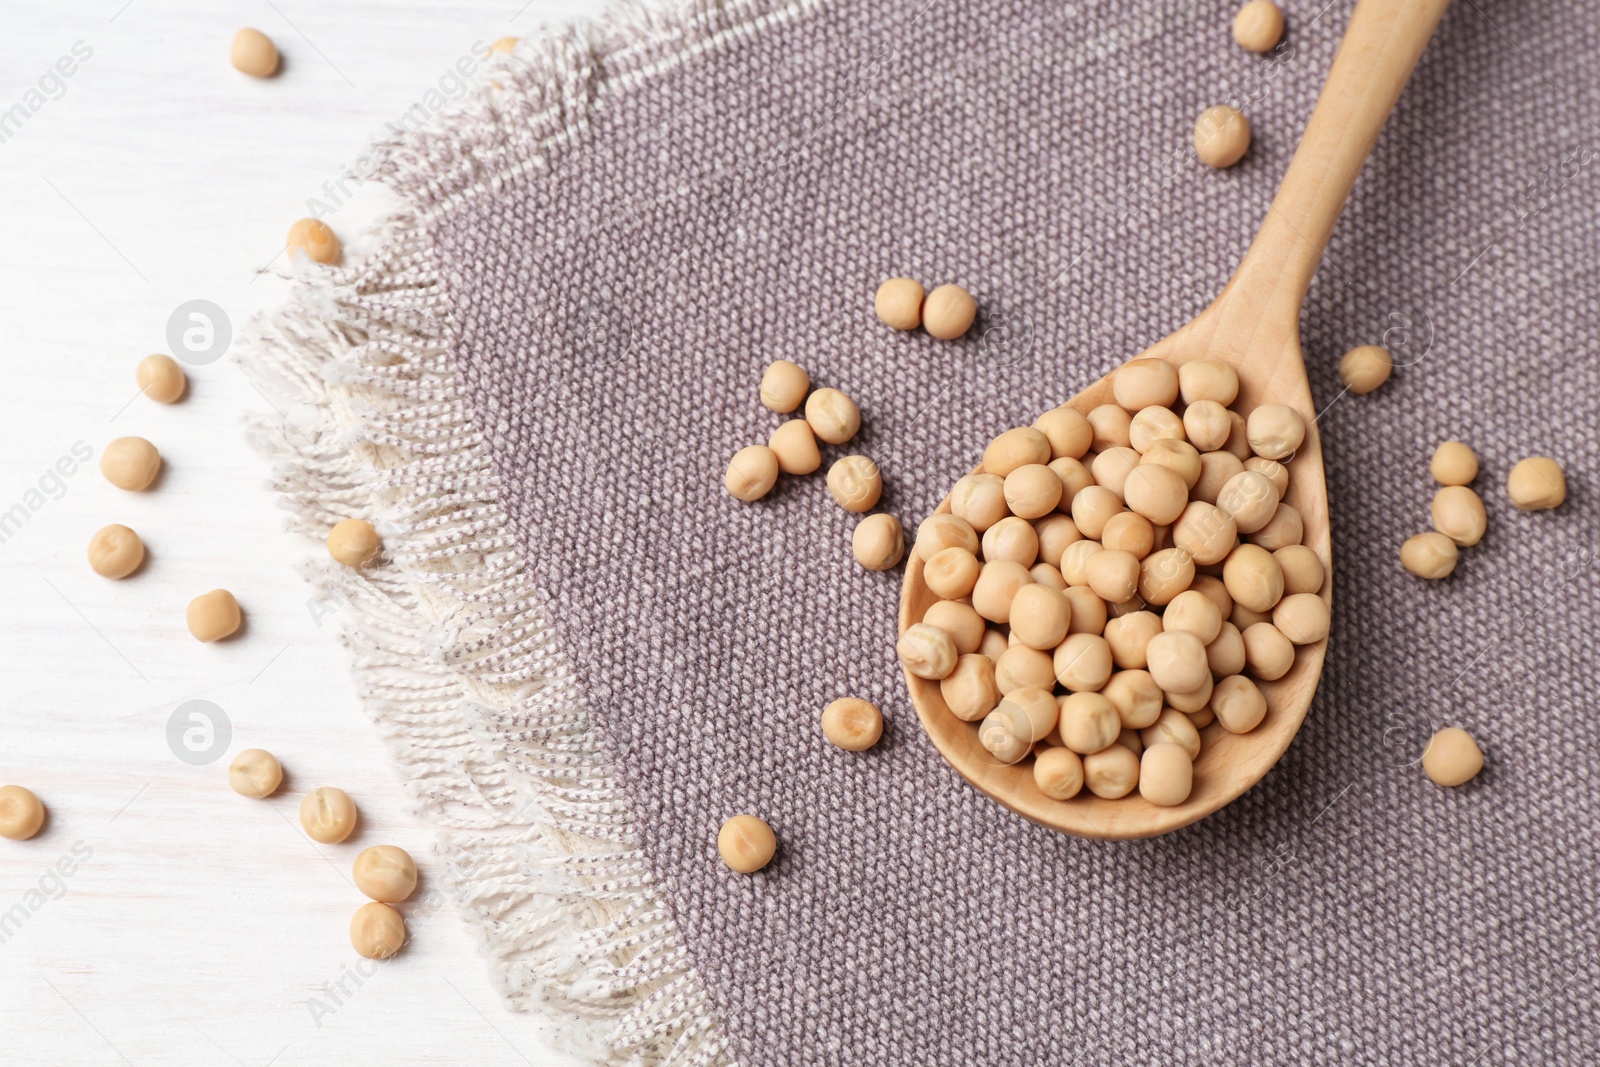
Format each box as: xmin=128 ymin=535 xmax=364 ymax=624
xmin=242 ymin=212 xmax=733 ymax=1067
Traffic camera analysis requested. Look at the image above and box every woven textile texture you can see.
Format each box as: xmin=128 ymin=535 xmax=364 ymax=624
xmin=266 ymin=0 xmax=1600 ymax=1062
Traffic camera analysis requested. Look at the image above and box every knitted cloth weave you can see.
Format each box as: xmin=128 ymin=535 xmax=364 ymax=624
xmin=248 ymin=0 xmax=1600 ymax=1063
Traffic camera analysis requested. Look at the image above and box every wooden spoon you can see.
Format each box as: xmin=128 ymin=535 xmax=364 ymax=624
xmin=899 ymin=0 xmax=1452 ymax=839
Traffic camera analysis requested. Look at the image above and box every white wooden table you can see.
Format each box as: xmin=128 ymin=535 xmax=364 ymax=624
xmin=0 ymin=3 xmax=595 ymax=1063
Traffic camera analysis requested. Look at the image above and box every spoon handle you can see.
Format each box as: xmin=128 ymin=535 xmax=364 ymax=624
xmin=1224 ymin=0 xmax=1452 ymax=330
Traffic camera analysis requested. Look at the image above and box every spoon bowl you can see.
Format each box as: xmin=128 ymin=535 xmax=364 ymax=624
xmin=899 ymin=0 xmax=1451 ymax=838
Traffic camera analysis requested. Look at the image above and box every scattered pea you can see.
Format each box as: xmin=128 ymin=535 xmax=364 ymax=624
xmin=229 ymin=28 xmax=279 ymax=77
xmin=1400 ymin=531 xmax=1458 ymax=579
xmin=187 ymin=589 xmax=242 ymax=642
xmin=822 ymin=697 xmax=884 ymax=751
xmin=299 ymin=786 xmax=358 ymax=843
xmin=101 ymin=436 xmax=161 ymax=491
xmin=759 ymin=360 xmax=810 ymax=412
xmin=1431 ymin=485 xmax=1487 ymax=546
xmin=922 ymin=284 xmax=976 ymax=340
xmin=1421 ymin=727 xmax=1484 ymax=787
xmin=287 ymin=218 xmax=341 ymax=265
xmin=852 ymin=514 xmax=904 ymax=570
xmin=725 ymin=445 xmax=779 ymax=501
xmin=0 ymin=785 xmax=44 ymax=841
xmin=1430 ymin=441 xmax=1478 ymax=486
xmin=1337 ymin=345 xmax=1392 ymax=394
xmin=88 ymin=524 xmax=145 ymax=579
xmin=328 ymin=518 xmax=380 ymax=567
xmin=804 ymin=388 xmax=861 ymax=445
xmin=353 ymin=845 xmax=418 ymax=903
xmin=350 ymin=902 xmax=406 ymax=960
xmin=717 ymin=814 xmax=777 ymax=873
xmin=136 ymin=354 xmax=187 ymax=403
xmin=1194 ymin=105 xmax=1250 ymax=168
xmin=1232 ymin=0 xmax=1284 ymax=51
xmin=874 ymin=278 xmax=924 ymax=331
xmin=228 ymin=748 xmax=282 ymax=798
xmin=768 ymin=419 xmax=821 ymax=474
xmin=1506 ymin=456 xmax=1566 ymax=511
xmin=826 ymin=455 xmax=883 ymax=512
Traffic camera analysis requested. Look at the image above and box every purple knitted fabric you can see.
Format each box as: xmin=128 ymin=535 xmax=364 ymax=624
xmin=404 ymin=0 xmax=1599 ymax=1061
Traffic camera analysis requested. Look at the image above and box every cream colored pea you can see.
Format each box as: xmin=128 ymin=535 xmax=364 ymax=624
xmin=897 ymin=623 xmax=958 ymax=679
xmin=1141 ymin=708 xmax=1201 ymax=761
xmin=1431 ymin=485 xmax=1486 ymax=546
xmin=229 ymin=28 xmax=279 ymax=77
xmin=1070 ymin=485 xmax=1122 ymax=540
xmin=1429 ymin=441 xmax=1478 ymax=486
xmin=1091 ymin=447 xmax=1142 ymax=500
xmin=1223 ymin=543 xmax=1283 ymax=613
xmin=827 ymin=455 xmax=882 ymax=512
xmin=1171 ymin=500 xmax=1237 ymax=566
xmin=1003 ymin=464 xmax=1062 ymax=519
xmin=1063 ymin=586 xmax=1108 ymax=635
xmin=228 ymin=748 xmax=282 ymax=798
xmin=1165 ymin=672 xmax=1213 ymax=713
xmin=1422 ymin=727 xmax=1484 ymax=787
xmin=487 ymin=36 xmax=519 ymax=54
xmin=1194 ymin=104 xmax=1250 ymax=168
xmin=1057 ymin=692 xmax=1120 ymax=755
xmin=995 ymin=687 xmax=1059 ymax=744
xmin=978 ymin=711 xmax=1032 ymax=764
xmin=1207 ymin=622 xmax=1247 ymax=677
xmin=977 ymin=630 xmax=1008 ymax=665
xmin=349 ymin=902 xmax=406 ymax=960
xmin=1243 ymin=456 xmax=1289 ymax=497
xmin=821 ymin=697 xmax=883 ymax=751
xmin=1222 ymin=410 xmax=1253 ymax=461
xmin=725 ymin=445 xmax=779 ymax=501
xmin=1009 ymin=584 xmax=1071 ymax=650
xmin=1400 ymin=531 xmax=1458 ymax=579
xmin=923 ymin=284 xmax=976 ymax=340
xmin=1191 ymin=574 xmax=1233 ymax=619
xmin=1241 ymin=622 xmax=1295 ymax=680
xmin=300 ymin=786 xmax=358 ymax=843
xmin=1145 ymin=631 xmax=1208 ymax=694
xmin=1050 ymin=456 xmax=1096 ymax=503
xmin=1272 ymin=592 xmax=1330 ymax=645
xmin=353 ymin=845 xmax=419 ymax=903
xmin=1034 ymin=405 xmax=1093 ymax=459
xmin=1100 ymin=511 xmax=1154 ymax=559
xmin=1251 ymin=503 xmax=1304 ymax=551
xmin=1053 ymin=633 xmax=1113 ymax=692
xmin=136 ymin=354 xmax=187 ymax=404
xmin=1030 ymin=563 xmax=1066 ymax=590
xmin=1179 ymin=400 xmax=1229 ymax=452
xmin=1060 ymin=539 xmax=1102 ymax=586
xmin=1140 ymin=439 xmax=1202 ymax=490
xmin=1129 ymin=406 xmax=1186 ymax=455
xmin=852 ymin=514 xmax=904 ymax=570
xmin=916 ymin=513 xmax=980 ymax=561
xmin=0 ymin=785 xmax=45 ymax=840
xmin=1178 ymin=360 xmax=1239 ymax=406
xmin=1087 ymin=404 xmax=1133 ymax=450
xmin=717 ymin=814 xmax=777 ymax=873
xmin=1188 ymin=706 xmax=1215 ymax=730
xmin=187 ymin=589 xmax=242 ymax=642
xmin=1139 ymin=744 xmax=1194 ymax=806
xmin=1246 ymin=403 xmax=1305 ymax=460
xmin=971 ymin=560 xmax=1032 ymax=624
xmin=873 ymin=278 xmax=924 ymax=331
xmin=327 ymin=518 xmax=380 ymax=567
xmin=924 ymin=547 xmax=981 ymax=599
xmin=1210 ymin=674 xmax=1267 ymax=733
xmin=1137 ymin=547 xmax=1195 ymax=606
xmin=1506 ymin=456 xmax=1566 ymax=510
xmin=1104 ymin=610 xmax=1162 ymax=670
xmin=1117 ymin=726 xmax=1146 ymax=754
xmin=1033 ymin=747 xmax=1084 ymax=800
xmin=804 ymin=388 xmax=860 ymax=445
xmin=942 ymin=654 xmax=1000 ymax=720
xmin=1082 ymin=548 xmax=1139 ymax=604
xmin=87 ymin=524 xmax=145 ymax=579
xmin=1192 ymin=451 xmax=1244 ymax=504
xmin=1274 ymin=544 xmax=1324 ymax=595
xmin=1338 ymin=345 xmax=1392 ymax=394
xmin=994 ymin=645 xmax=1055 ymax=694
xmin=758 ymin=359 xmax=811 ymax=412
xmin=1113 ymin=359 xmax=1179 ymax=411
xmin=1033 ymin=514 xmax=1082 ymax=566
xmin=922 ymin=601 xmax=984 ymax=654
xmin=1123 ymin=464 xmax=1189 ymax=526
xmin=768 ymin=419 xmax=821 ymax=474
xmin=101 ymin=436 xmax=161 ymax=491
xmin=1216 ymin=470 xmax=1280 ymax=533
xmin=1163 ymin=589 xmax=1222 ymax=643
xmin=1231 ymin=602 xmax=1271 ymax=630
xmin=983 ymin=427 xmax=1051 ymax=478
xmin=1232 ymin=0 xmax=1284 ymax=50
xmin=287 ymin=218 xmax=341 ymax=265
xmin=1083 ymin=745 xmax=1140 ymax=799
xmin=1102 ymin=669 xmax=1163 ymax=729
xmin=950 ymin=473 xmax=1009 ymax=532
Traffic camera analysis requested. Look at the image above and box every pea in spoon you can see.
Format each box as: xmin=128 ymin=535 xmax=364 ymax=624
xmin=900 ymin=0 xmax=1453 ymax=839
